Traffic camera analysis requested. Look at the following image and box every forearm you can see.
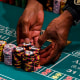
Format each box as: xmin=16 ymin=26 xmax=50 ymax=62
xmin=60 ymin=10 xmax=73 ymax=22
xmin=58 ymin=10 xmax=73 ymax=29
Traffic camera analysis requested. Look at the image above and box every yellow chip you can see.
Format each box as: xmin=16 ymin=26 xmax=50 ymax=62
xmin=55 ymin=73 xmax=62 ymax=76
xmin=47 ymin=39 xmax=71 ymax=45
xmin=52 ymin=76 xmax=59 ymax=79
xmin=0 ymin=41 xmax=7 ymax=61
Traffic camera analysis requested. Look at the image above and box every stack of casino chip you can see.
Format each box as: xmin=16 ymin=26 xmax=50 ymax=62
xmin=46 ymin=0 xmax=53 ymax=12
xmin=12 ymin=46 xmax=25 ymax=68
xmin=29 ymin=46 xmax=40 ymax=67
xmin=12 ymin=42 xmax=40 ymax=72
xmin=22 ymin=50 xmax=35 ymax=72
xmin=60 ymin=0 xmax=67 ymax=14
xmin=53 ymin=0 xmax=61 ymax=14
xmin=3 ymin=44 xmax=16 ymax=65
xmin=0 ymin=40 xmax=7 ymax=62
xmin=22 ymin=43 xmax=40 ymax=72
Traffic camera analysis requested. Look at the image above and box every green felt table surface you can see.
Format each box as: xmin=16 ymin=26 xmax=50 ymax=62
xmin=0 ymin=2 xmax=80 ymax=80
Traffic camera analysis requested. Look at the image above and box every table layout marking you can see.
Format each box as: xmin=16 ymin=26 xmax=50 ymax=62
xmin=35 ymin=66 xmax=80 ymax=80
xmin=0 ymin=74 xmax=15 ymax=80
xmin=50 ymin=69 xmax=80 ymax=80
xmin=47 ymin=72 xmax=56 ymax=77
xmin=35 ymin=72 xmax=53 ymax=80
xmin=38 ymin=67 xmax=46 ymax=73
xmin=4 ymin=37 xmax=9 ymax=41
xmin=50 ymin=54 xmax=71 ymax=69
xmin=9 ymin=40 xmax=16 ymax=44
xmin=35 ymin=67 xmax=80 ymax=80
xmin=42 ymin=45 xmax=47 ymax=48
xmin=0 ymin=24 xmax=16 ymax=38
xmin=1 ymin=36 xmax=7 ymax=39
xmin=62 ymin=52 xmax=70 ymax=54
xmin=59 ymin=74 xmax=66 ymax=80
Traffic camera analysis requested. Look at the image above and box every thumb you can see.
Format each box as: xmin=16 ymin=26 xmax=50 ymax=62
xmin=22 ymin=22 xmax=30 ymax=43
xmin=37 ymin=31 xmax=47 ymax=47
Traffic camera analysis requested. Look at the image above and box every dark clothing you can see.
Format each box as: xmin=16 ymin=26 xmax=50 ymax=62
xmin=38 ymin=0 xmax=80 ymax=23
xmin=63 ymin=0 xmax=80 ymax=22
xmin=38 ymin=0 xmax=47 ymax=9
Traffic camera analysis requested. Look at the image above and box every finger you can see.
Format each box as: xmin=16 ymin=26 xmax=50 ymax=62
xmin=30 ymin=39 xmax=34 ymax=44
xmin=25 ymin=38 xmax=30 ymax=44
xmin=40 ymin=47 xmax=52 ymax=58
xmin=40 ymin=42 xmax=55 ymax=54
xmin=18 ymin=43 xmax=23 ymax=47
xmin=40 ymin=43 xmax=57 ymax=65
xmin=17 ymin=20 xmax=22 ymax=45
xmin=22 ymin=22 xmax=30 ymax=43
xmin=17 ymin=25 xmax=20 ymax=45
xmin=20 ymin=39 xmax=24 ymax=43
xmin=40 ymin=49 xmax=54 ymax=65
xmin=52 ymin=52 xmax=61 ymax=63
xmin=38 ymin=31 xmax=48 ymax=47
xmin=40 ymin=44 xmax=52 ymax=54
xmin=34 ymin=36 xmax=39 ymax=47
xmin=40 ymin=57 xmax=49 ymax=65
xmin=40 ymin=55 xmax=51 ymax=65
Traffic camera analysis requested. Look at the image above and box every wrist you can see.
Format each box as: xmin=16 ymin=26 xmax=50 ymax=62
xmin=25 ymin=0 xmax=43 ymax=11
xmin=58 ymin=10 xmax=73 ymax=28
xmin=60 ymin=10 xmax=73 ymax=21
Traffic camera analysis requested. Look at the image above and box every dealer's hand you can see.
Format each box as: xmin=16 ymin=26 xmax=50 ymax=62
xmin=17 ymin=1 xmax=44 ymax=45
xmin=38 ymin=10 xmax=73 ymax=65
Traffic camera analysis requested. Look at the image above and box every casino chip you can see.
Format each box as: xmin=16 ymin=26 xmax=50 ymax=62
xmin=1 ymin=41 xmax=41 ymax=72
xmin=22 ymin=50 xmax=35 ymax=72
xmin=29 ymin=46 xmax=40 ymax=67
xmin=12 ymin=46 xmax=25 ymax=68
xmin=0 ymin=40 xmax=7 ymax=62
xmin=22 ymin=42 xmax=32 ymax=50
xmin=3 ymin=44 xmax=16 ymax=65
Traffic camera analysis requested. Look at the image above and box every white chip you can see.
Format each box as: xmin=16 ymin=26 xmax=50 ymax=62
xmin=7 ymin=44 xmax=16 ymax=49
xmin=16 ymin=47 xmax=24 ymax=51
xmin=29 ymin=51 xmax=33 ymax=55
xmin=25 ymin=51 xmax=30 ymax=55
xmin=25 ymin=51 xmax=33 ymax=55
xmin=31 ymin=46 xmax=38 ymax=50
xmin=0 ymin=41 xmax=5 ymax=45
xmin=23 ymin=42 xmax=31 ymax=46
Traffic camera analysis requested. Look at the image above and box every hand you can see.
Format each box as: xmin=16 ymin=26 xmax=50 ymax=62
xmin=17 ymin=1 xmax=44 ymax=46
xmin=38 ymin=10 xmax=73 ymax=65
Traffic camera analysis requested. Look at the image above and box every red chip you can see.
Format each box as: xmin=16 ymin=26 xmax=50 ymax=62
xmin=41 ymin=72 xmax=48 ymax=75
xmin=45 ymin=69 xmax=52 ymax=73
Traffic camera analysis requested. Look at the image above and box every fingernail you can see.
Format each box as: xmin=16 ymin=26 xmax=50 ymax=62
xmin=25 ymin=38 xmax=30 ymax=43
xmin=35 ymin=42 xmax=40 ymax=48
xmin=52 ymin=42 xmax=55 ymax=49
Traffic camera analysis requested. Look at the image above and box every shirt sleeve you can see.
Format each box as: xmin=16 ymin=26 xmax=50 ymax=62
xmin=63 ymin=0 xmax=80 ymax=23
